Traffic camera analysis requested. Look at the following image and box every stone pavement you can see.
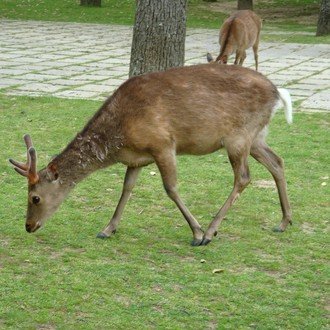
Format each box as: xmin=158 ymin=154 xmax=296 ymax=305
xmin=0 ymin=19 xmax=329 ymax=112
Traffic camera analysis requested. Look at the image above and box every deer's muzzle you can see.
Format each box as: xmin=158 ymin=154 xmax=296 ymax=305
xmin=25 ymin=222 xmax=41 ymax=233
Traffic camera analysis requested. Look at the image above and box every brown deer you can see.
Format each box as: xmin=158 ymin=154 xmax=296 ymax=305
xmin=10 ymin=64 xmax=292 ymax=246
xmin=207 ymin=10 xmax=262 ymax=71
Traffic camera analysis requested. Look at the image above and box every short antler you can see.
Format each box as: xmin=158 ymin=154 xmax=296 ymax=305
xmin=9 ymin=134 xmax=39 ymax=184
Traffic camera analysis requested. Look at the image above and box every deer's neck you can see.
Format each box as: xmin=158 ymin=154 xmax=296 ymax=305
xmin=52 ymin=137 xmax=112 ymax=184
xmin=51 ymin=99 xmax=124 ymax=184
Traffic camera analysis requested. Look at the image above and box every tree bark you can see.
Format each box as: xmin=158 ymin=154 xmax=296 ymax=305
xmin=80 ymin=0 xmax=101 ymax=7
xmin=237 ymin=0 xmax=253 ymax=10
xmin=316 ymin=0 xmax=330 ymax=36
xmin=129 ymin=0 xmax=187 ymax=77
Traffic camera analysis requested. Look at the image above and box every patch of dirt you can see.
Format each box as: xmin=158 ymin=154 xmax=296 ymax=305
xmin=49 ymin=247 xmax=86 ymax=259
xmin=152 ymin=284 xmax=163 ymax=292
xmin=255 ymin=249 xmax=281 ymax=261
xmin=203 ymin=1 xmax=319 ymax=25
xmin=253 ymin=180 xmax=276 ymax=189
xmin=206 ymin=1 xmax=237 ymax=15
xmin=221 ymin=233 xmax=241 ymax=241
xmin=301 ymin=222 xmax=315 ymax=234
xmin=114 ymin=294 xmax=131 ymax=308
xmin=0 ymin=238 xmax=10 ymax=247
xmin=36 ymin=325 xmax=56 ymax=330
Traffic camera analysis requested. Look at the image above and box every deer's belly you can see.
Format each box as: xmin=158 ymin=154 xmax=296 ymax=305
xmin=176 ymin=137 xmax=224 ymax=156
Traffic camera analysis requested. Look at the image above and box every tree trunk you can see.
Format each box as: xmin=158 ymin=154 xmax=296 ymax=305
xmin=80 ymin=0 xmax=101 ymax=7
xmin=129 ymin=0 xmax=187 ymax=77
xmin=237 ymin=0 xmax=253 ymax=10
xmin=316 ymin=0 xmax=330 ymax=36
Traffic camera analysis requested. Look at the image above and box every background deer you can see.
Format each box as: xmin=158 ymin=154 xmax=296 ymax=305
xmin=207 ymin=10 xmax=262 ymax=71
xmin=10 ymin=64 xmax=292 ymax=246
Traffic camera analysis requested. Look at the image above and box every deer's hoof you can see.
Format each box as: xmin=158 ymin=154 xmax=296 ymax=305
xmin=191 ymin=238 xmax=203 ymax=246
xmin=200 ymin=238 xmax=212 ymax=246
xmin=96 ymin=232 xmax=110 ymax=239
xmin=272 ymin=227 xmax=284 ymax=233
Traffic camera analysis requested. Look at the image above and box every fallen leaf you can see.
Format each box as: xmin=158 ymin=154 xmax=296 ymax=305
xmin=212 ymin=269 xmax=224 ymax=274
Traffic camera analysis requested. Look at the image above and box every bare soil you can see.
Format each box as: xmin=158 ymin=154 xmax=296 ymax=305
xmin=204 ymin=1 xmax=319 ymax=26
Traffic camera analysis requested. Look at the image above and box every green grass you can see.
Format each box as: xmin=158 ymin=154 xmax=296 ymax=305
xmin=0 ymin=0 xmax=136 ymax=25
xmin=1 ymin=0 xmax=329 ymax=44
xmin=0 ymin=94 xmax=329 ymax=329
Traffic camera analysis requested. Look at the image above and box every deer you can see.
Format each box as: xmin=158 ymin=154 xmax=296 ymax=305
xmin=207 ymin=10 xmax=262 ymax=71
xmin=10 ymin=63 xmax=293 ymax=246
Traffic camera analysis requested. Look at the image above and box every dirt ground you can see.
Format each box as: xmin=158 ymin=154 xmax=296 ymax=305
xmin=204 ymin=0 xmax=320 ymax=25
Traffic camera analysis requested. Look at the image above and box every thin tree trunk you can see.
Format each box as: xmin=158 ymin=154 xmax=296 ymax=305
xmin=316 ymin=0 xmax=330 ymax=36
xmin=129 ymin=0 xmax=187 ymax=77
xmin=237 ymin=0 xmax=253 ymax=10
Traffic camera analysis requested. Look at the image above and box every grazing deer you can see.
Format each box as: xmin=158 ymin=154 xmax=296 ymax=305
xmin=10 ymin=64 xmax=292 ymax=246
xmin=207 ymin=10 xmax=262 ymax=70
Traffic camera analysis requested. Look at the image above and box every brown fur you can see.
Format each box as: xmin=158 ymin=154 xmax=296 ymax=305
xmin=11 ymin=64 xmax=292 ymax=246
xmin=208 ymin=10 xmax=262 ymax=70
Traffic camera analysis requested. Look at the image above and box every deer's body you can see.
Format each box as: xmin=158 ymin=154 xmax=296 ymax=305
xmin=207 ymin=10 xmax=262 ymax=70
xmin=11 ymin=64 xmax=292 ymax=246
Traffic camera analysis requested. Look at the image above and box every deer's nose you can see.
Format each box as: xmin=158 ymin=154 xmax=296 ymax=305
xmin=26 ymin=223 xmax=33 ymax=232
xmin=25 ymin=222 xmax=40 ymax=233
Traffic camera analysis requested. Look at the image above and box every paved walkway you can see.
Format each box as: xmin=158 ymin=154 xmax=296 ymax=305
xmin=0 ymin=19 xmax=329 ymax=112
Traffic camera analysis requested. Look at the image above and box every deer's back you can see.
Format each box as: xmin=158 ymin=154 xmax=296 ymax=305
xmin=220 ymin=10 xmax=262 ymax=49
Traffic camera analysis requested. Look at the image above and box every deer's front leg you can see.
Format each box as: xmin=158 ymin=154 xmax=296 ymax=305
xmin=97 ymin=166 xmax=141 ymax=239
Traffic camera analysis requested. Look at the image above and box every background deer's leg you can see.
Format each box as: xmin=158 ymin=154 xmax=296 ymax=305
xmin=97 ymin=166 xmax=142 ymax=238
xmin=234 ymin=50 xmax=240 ymax=65
xmin=250 ymin=142 xmax=292 ymax=232
xmin=253 ymin=38 xmax=260 ymax=71
xmin=234 ymin=50 xmax=246 ymax=66
xmin=201 ymin=145 xmax=251 ymax=245
xmin=154 ymin=148 xmax=204 ymax=246
xmin=238 ymin=50 xmax=247 ymax=66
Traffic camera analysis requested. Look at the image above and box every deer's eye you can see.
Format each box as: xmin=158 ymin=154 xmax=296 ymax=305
xmin=32 ymin=196 xmax=40 ymax=204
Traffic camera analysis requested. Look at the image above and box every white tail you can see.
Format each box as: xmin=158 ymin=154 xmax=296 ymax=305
xmin=277 ymin=88 xmax=293 ymax=124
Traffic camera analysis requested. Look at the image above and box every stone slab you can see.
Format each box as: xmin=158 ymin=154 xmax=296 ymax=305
xmin=301 ymin=90 xmax=330 ymax=110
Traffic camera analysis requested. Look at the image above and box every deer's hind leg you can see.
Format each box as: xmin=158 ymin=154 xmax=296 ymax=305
xmin=235 ymin=50 xmax=247 ymax=66
xmin=201 ymin=141 xmax=251 ymax=245
xmin=250 ymin=140 xmax=292 ymax=232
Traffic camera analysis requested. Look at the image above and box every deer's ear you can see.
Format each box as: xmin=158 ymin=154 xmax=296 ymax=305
xmin=206 ymin=53 xmax=214 ymax=63
xmin=47 ymin=163 xmax=59 ymax=181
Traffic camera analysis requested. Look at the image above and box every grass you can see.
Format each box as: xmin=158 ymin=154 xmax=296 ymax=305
xmin=0 ymin=94 xmax=329 ymax=328
xmin=0 ymin=0 xmax=329 ymax=43
xmin=0 ymin=0 xmax=136 ymax=25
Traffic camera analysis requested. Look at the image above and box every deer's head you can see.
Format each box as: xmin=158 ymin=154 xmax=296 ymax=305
xmin=10 ymin=135 xmax=71 ymax=233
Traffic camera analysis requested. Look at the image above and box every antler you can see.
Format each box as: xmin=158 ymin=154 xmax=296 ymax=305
xmin=9 ymin=134 xmax=39 ymax=184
